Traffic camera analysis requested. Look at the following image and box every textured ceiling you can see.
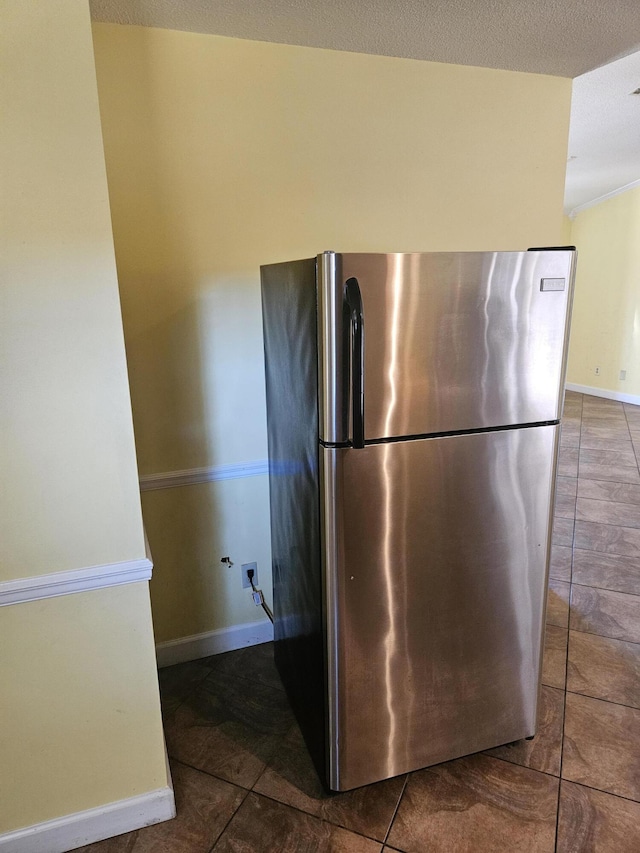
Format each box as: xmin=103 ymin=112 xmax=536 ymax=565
xmin=90 ymin=0 xmax=640 ymax=77
xmin=566 ymin=51 xmax=640 ymax=213
xmin=89 ymin=0 xmax=640 ymax=212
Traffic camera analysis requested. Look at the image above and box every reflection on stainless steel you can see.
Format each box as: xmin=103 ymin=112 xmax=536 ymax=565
xmin=261 ymin=248 xmax=575 ymax=793
xmin=342 ymin=252 xmax=575 ymax=440
xmin=323 ymin=426 xmax=558 ymax=791
xmin=317 ymin=252 xmax=348 ymax=444
xmin=381 ymin=253 xmax=404 ymax=776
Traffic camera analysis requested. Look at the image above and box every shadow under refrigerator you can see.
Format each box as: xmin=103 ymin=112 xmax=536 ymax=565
xmin=261 ymin=250 xmax=576 ymax=792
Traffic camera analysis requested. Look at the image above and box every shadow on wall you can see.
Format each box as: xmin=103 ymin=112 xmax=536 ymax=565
xmin=94 ymin=28 xmax=272 ymax=641
xmin=119 ymin=272 xmax=272 ymax=641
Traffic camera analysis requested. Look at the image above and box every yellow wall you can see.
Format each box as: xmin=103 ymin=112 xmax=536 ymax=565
xmin=566 ymin=186 xmax=640 ymax=398
xmin=142 ymin=477 xmax=272 ymax=642
xmin=91 ymin=23 xmax=572 ymax=643
xmin=0 ymin=585 xmax=167 ymax=831
xmin=1 ymin=1 xmax=168 ymax=835
xmin=2 ymin=4 xmax=145 ymax=579
xmin=561 ymin=215 xmax=573 ymax=245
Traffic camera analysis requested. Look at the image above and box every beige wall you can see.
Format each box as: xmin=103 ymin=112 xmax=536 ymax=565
xmin=142 ymin=477 xmax=272 ymax=641
xmin=0 ymin=585 xmax=167 ymax=831
xmin=561 ymin=215 xmax=573 ymax=245
xmin=2 ymin=4 xmax=145 ymax=580
xmin=91 ymin=23 xmax=572 ymax=644
xmin=566 ymin=186 xmax=640 ymax=398
xmin=1 ymin=1 xmax=168 ymax=836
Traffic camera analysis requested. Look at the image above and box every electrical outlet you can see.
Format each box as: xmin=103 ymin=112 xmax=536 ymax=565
xmin=241 ymin=562 xmax=258 ymax=589
xmin=595 ymin=366 xmax=600 ymax=375
xmin=620 ymin=369 xmax=627 ymax=381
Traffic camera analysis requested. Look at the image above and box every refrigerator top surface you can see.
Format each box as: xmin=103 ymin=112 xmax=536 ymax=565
xmin=318 ymin=250 xmax=575 ymax=444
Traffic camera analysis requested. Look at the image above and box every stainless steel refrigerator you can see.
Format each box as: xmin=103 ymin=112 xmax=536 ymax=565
xmin=261 ymin=249 xmax=575 ymax=792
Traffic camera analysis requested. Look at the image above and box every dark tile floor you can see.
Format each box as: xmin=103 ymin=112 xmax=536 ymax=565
xmin=78 ymin=392 xmax=640 ymax=852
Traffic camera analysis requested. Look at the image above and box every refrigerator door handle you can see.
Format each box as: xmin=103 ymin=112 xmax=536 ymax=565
xmin=344 ymin=277 xmax=365 ymax=448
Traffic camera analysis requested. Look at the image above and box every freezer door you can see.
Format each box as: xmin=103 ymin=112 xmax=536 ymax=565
xmin=321 ymin=425 xmax=558 ymax=791
xmin=337 ymin=251 xmax=575 ymax=441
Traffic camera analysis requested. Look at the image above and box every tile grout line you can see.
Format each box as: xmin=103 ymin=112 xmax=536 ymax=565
xmin=174 ymin=699 xmax=399 ymax=851
xmin=570 ymin=579 xmax=640 ymax=596
xmin=560 ymin=397 xmax=640 ymax=648
xmin=166 ymin=756 xmax=257 ymax=793
xmin=160 ymin=664 xmax=211 ymax=723
xmin=222 ymin=785 xmax=391 ymax=847
xmin=563 ymin=620 xmax=640 ymax=642
xmin=558 ymin=393 xmax=640 ymax=840
xmin=574 ymin=476 xmax=640 ymax=486
xmin=383 ymin=773 xmax=409 ymax=847
xmin=573 ymin=519 xmax=640 ymax=535
xmin=191 ymin=750 xmax=393 ymax=851
xmin=207 ymin=786 xmax=252 ymax=853
xmin=551 ymin=392 xmax=584 ymax=850
xmin=564 ymin=686 xmax=640 ymax=714
xmin=574 ymin=495 xmax=640 ymax=508
xmin=487 ymin=750 xmax=564 ymax=782
xmin=559 ymin=777 xmax=640 ymax=807
xmin=156 ymin=756 xmax=252 ymax=853
xmin=624 ymin=404 xmax=640 ymax=473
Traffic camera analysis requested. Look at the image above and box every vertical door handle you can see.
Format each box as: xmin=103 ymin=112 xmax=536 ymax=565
xmin=344 ymin=277 xmax=364 ymax=448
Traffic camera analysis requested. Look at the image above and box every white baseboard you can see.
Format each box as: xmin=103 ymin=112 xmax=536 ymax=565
xmin=155 ymin=619 xmax=274 ymax=668
xmin=566 ymin=383 xmax=640 ymax=406
xmin=0 ymin=786 xmax=175 ymax=853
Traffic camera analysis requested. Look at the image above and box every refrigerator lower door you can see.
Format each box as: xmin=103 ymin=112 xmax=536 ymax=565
xmin=320 ymin=424 xmax=558 ymax=791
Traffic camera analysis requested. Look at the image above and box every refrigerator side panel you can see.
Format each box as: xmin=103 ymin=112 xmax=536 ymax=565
xmin=341 ymin=251 xmax=575 ymax=441
xmin=261 ymin=258 xmax=326 ymax=779
xmin=323 ymin=425 xmax=558 ymax=791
